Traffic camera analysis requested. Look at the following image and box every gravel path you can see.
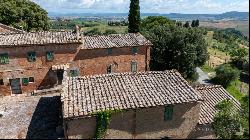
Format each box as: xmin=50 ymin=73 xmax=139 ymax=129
xmin=196 ymin=67 xmax=211 ymax=85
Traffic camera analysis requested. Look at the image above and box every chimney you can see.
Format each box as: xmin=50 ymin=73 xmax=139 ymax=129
xmin=75 ymin=25 xmax=80 ymax=40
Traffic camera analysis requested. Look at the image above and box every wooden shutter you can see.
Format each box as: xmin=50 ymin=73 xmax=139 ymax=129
xmin=132 ymin=47 xmax=138 ymax=54
xmin=46 ymin=51 xmax=54 ymax=61
xmin=164 ymin=106 xmax=174 ymax=121
xmin=131 ymin=62 xmax=137 ymax=72
xmin=0 ymin=53 xmax=9 ymax=64
xmin=27 ymin=52 xmax=36 ymax=62
xmin=107 ymin=48 xmax=113 ymax=55
xmin=22 ymin=78 xmax=29 ymax=86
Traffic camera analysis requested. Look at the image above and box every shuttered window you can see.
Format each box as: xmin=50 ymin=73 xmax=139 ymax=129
xmin=131 ymin=61 xmax=137 ymax=72
xmin=107 ymin=48 xmax=113 ymax=55
xmin=27 ymin=52 xmax=36 ymax=62
xmin=70 ymin=70 xmax=79 ymax=77
xmin=22 ymin=78 xmax=29 ymax=86
xmin=164 ymin=106 xmax=174 ymax=121
xmin=0 ymin=53 xmax=9 ymax=64
xmin=107 ymin=65 xmax=112 ymax=74
xmin=0 ymin=79 xmax=4 ymax=85
xmin=46 ymin=51 xmax=54 ymax=61
xmin=132 ymin=47 xmax=138 ymax=54
xmin=29 ymin=77 xmax=35 ymax=83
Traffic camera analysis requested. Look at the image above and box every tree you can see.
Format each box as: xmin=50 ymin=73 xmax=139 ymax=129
xmin=213 ymin=100 xmax=242 ymax=139
xmin=240 ymin=96 xmax=249 ymax=138
xmin=230 ymin=48 xmax=248 ymax=69
xmin=195 ymin=19 xmax=199 ymax=27
xmin=183 ymin=21 xmax=190 ymax=28
xmin=191 ymin=20 xmax=196 ymax=27
xmin=84 ymin=28 xmax=102 ymax=36
xmin=140 ymin=16 xmax=209 ymax=80
xmin=176 ymin=21 xmax=183 ymax=27
xmin=212 ymin=64 xmax=240 ymax=87
xmin=103 ymin=29 xmax=117 ymax=35
xmin=0 ymin=0 xmax=50 ymax=31
xmin=128 ymin=0 xmax=141 ymax=33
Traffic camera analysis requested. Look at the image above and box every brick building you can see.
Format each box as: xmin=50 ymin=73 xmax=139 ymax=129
xmin=0 ymin=28 xmax=152 ymax=96
xmin=61 ymin=70 xmax=203 ymax=139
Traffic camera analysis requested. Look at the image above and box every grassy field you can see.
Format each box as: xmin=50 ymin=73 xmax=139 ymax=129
xmin=226 ymin=80 xmax=249 ymax=101
xmin=207 ymin=47 xmax=231 ymax=68
xmin=200 ymin=20 xmax=249 ymax=38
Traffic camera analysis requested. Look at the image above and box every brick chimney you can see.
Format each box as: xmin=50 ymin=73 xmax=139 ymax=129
xmin=75 ymin=25 xmax=80 ymax=40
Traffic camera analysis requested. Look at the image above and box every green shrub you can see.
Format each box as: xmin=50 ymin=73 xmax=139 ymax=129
xmin=212 ymin=64 xmax=240 ymax=87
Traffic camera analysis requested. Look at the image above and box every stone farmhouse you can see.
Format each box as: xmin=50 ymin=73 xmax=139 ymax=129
xmin=60 ymin=70 xmax=241 ymax=139
xmin=0 ymin=23 xmax=241 ymax=139
xmin=0 ymin=25 xmax=152 ymax=96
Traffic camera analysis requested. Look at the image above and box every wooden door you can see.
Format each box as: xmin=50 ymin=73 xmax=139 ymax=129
xmin=10 ymin=78 xmax=22 ymax=94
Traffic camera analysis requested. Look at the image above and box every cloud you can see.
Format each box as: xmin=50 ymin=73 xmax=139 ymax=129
xmin=31 ymin=0 xmax=249 ymax=14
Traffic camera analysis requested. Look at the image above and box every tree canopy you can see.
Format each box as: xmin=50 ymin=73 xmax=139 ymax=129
xmin=0 ymin=0 xmax=50 ymax=31
xmin=141 ymin=16 xmax=209 ymax=80
xmin=128 ymin=0 xmax=140 ymax=33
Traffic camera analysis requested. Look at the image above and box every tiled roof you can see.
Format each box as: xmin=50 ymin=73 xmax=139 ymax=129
xmin=195 ymin=85 xmax=241 ymax=125
xmin=82 ymin=33 xmax=153 ymax=49
xmin=0 ymin=31 xmax=81 ymax=46
xmin=0 ymin=23 xmax=24 ymax=34
xmin=61 ymin=70 xmax=203 ymax=119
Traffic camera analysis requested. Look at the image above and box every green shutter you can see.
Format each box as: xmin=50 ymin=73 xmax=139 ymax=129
xmin=22 ymin=78 xmax=29 ymax=86
xmin=0 ymin=53 xmax=9 ymax=64
xmin=131 ymin=62 xmax=137 ymax=72
xmin=164 ymin=106 xmax=174 ymax=121
xmin=46 ymin=51 xmax=54 ymax=61
xmin=107 ymin=48 xmax=113 ymax=55
xmin=70 ymin=70 xmax=79 ymax=77
xmin=132 ymin=47 xmax=138 ymax=54
xmin=27 ymin=52 xmax=36 ymax=62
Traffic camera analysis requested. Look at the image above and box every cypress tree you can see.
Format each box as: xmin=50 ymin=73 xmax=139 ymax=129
xmin=195 ymin=19 xmax=199 ymax=27
xmin=128 ymin=0 xmax=141 ymax=33
xmin=191 ymin=20 xmax=196 ymax=27
xmin=183 ymin=21 xmax=190 ymax=28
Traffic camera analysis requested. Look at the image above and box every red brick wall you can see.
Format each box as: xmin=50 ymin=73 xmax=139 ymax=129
xmin=0 ymin=44 xmax=150 ymax=96
xmin=0 ymin=44 xmax=79 ymax=96
xmin=74 ymin=46 xmax=150 ymax=75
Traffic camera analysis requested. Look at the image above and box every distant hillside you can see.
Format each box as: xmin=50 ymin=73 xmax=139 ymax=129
xmin=49 ymin=11 xmax=249 ymax=21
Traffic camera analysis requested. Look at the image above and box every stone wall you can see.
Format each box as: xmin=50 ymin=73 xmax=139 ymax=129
xmin=64 ymin=102 xmax=201 ymax=139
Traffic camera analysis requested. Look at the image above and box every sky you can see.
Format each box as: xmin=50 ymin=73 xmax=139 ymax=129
xmin=31 ymin=0 xmax=249 ymax=14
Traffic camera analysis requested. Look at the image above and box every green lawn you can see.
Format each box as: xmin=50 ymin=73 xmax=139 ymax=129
xmin=201 ymin=64 xmax=215 ymax=73
xmin=226 ymin=80 xmax=248 ymax=101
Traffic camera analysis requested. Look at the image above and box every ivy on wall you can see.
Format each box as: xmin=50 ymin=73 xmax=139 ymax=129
xmin=92 ymin=109 xmax=123 ymax=139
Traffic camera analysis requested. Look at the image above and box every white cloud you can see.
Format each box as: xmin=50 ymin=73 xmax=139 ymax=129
xmin=31 ymin=0 xmax=249 ymax=14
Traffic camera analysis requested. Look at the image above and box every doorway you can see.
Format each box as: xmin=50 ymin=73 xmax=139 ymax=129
xmin=10 ymin=78 xmax=22 ymax=94
xmin=57 ymin=70 xmax=64 ymax=85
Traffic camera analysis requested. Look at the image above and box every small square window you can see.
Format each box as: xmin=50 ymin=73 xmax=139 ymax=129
xmin=0 ymin=53 xmax=9 ymax=64
xmin=107 ymin=48 xmax=113 ymax=55
xmin=0 ymin=79 xmax=4 ymax=85
xmin=22 ymin=78 xmax=29 ymax=86
xmin=46 ymin=51 xmax=54 ymax=61
xmin=132 ymin=47 xmax=138 ymax=55
xmin=27 ymin=52 xmax=36 ymax=62
xmin=29 ymin=77 xmax=35 ymax=83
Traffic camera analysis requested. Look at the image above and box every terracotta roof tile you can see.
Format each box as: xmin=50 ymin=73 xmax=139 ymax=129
xmin=195 ymin=85 xmax=241 ymax=125
xmin=61 ymin=70 xmax=203 ymax=119
xmin=82 ymin=33 xmax=152 ymax=49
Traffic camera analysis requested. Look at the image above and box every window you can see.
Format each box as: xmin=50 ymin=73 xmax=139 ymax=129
xmin=70 ymin=69 xmax=79 ymax=77
xmin=22 ymin=78 xmax=29 ymax=86
xmin=27 ymin=52 xmax=36 ymax=62
xmin=132 ymin=47 xmax=138 ymax=55
xmin=46 ymin=51 xmax=54 ymax=61
xmin=29 ymin=77 xmax=35 ymax=83
xmin=164 ymin=106 xmax=174 ymax=121
xmin=0 ymin=53 xmax=9 ymax=64
xmin=131 ymin=61 xmax=137 ymax=72
xmin=0 ymin=79 xmax=4 ymax=85
xmin=107 ymin=48 xmax=113 ymax=55
xmin=107 ymin=65 xmax=112 ymax=74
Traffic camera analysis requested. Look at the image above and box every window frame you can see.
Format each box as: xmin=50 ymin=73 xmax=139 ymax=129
xmin=131 ymin=61 xmax=137 ymax=72
xmin=70 ymin=69 xmax=79 ymax=77
xmin=164 ymin=105 xmax=174 ymax=121
xmin=22 ymin=78 xmax=29 ymax=86
xmin=29 ymin=77 xmax=35 ymax=83
xmin=0 ymin=53 xmax=9 ymax=64
xmin=107 ymin=48 xmax=113 ymax=55
xmin=107 ymin=64 xmax=113 ymax=74
xmin=0 ymin=79 xmax=4 ymax=85
xmin=27 ymin=51 xmax=36 ymax=62
xmin=46 ymin=51 xmax=54 ymax=61
xmin=132 ymin=47 xmax=138 ymax=55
